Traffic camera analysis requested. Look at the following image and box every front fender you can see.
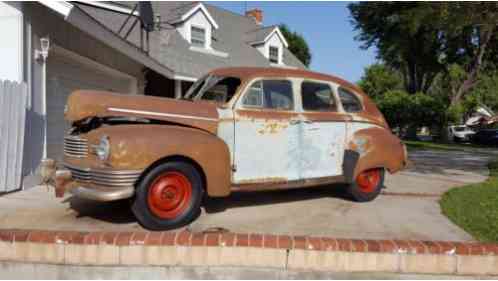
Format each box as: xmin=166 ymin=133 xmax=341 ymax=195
xmin=344 ymin=127 xmax=407 ymax=182
xmin=87 ymin=125 xmax=231 ymax=197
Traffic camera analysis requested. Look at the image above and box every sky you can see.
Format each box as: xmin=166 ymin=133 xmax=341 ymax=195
xmin=208 ymin=1 xmax=378 ymax=83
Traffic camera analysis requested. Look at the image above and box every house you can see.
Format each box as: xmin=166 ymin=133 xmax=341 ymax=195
xmin=0 ymin=1 xmax=305 ymax=190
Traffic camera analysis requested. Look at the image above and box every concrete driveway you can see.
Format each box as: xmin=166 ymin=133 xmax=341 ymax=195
xmin=0 ymin=149 xmax=493 ymax=241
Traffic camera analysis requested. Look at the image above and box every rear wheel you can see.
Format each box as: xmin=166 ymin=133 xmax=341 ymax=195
xmin=132 ymin=161 xmax=203 ymax=230
xmin=347 ymin=168 xmax=384 ymax=202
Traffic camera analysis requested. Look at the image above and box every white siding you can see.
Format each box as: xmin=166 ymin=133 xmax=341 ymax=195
xmin=255 ymin=31 xmax=284 ymax=65
xmin=0 ymin=80 xmax=27 ymax=192
xmin=177 ymin=9 xmax=213 ymax=49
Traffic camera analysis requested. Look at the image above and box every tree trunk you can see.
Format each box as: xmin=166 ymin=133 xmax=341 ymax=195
xmin=451 ymin=27 xmax=495 ymax=106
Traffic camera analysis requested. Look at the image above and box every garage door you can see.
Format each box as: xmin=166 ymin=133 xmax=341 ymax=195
xmin=46 ymin=51 xmax=134 ymax=161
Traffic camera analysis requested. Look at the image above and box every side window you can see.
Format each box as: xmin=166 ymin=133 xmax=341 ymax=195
xmin=243 ymin=81 xmax=264 ymax=107
xmin=243 ymin=80 xmax=294 ymax=110
xmin=338 ymin=87 xmax=363 ymax=113
xmin=301 ymin=81 xmax=337 ymax=111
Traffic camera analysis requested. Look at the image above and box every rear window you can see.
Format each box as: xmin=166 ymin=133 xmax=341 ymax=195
xmin=338 ymin=87 xmax=362 ymax=113
xmin=301 ymin=81 xmax=337 ymax=112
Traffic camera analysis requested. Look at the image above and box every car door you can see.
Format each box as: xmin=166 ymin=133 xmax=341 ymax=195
xmin=232 ymin=78 xmax=301 ymax=185
xmin=298 ymin=80 xmax=349 ymax=179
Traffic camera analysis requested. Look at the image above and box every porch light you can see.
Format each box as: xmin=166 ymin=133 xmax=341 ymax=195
xmin=35 ymin=37 xmax=50 ymax=60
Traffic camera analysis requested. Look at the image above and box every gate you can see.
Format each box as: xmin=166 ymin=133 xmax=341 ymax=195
xmin=0 ymin=80 xmax=27 ymax=193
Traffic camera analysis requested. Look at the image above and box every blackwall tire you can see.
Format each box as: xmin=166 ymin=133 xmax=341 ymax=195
xmin=131 ymin=161 xmax=203 ymax=231
xmin=347 ymin=168 xmax=384 ymax=202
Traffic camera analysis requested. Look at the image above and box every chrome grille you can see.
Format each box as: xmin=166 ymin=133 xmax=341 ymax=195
xmin=64 ymin=135 xmax=88 ymax=158
xmin=65 ymin=163 xmax=142 ymax=187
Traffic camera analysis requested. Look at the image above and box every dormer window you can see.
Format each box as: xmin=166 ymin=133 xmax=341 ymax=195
xmin=191 ymin=26 xmax=206 ymax=48
xmin=269 ymin=46 xmax=279 ymax=64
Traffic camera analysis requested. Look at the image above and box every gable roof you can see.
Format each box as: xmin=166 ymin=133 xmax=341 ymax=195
xmin=245 ymin=25 xmax=289 ymax=48
xmin=73 ymin=1 xmax=306 ymax=79
xmin=168 ymin=2 xmax=219 ymax=29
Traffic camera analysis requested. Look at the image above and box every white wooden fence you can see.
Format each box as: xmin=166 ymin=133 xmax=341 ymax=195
xmin=0 ymin=80 xmax=27 ymax=193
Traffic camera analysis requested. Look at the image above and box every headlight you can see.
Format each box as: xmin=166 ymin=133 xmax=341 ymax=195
xmin=95 ymin=135 xmax=110 ymax=161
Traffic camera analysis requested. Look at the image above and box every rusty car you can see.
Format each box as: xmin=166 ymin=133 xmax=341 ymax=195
xmin=54 ymin=67 xmax=408 ymax=230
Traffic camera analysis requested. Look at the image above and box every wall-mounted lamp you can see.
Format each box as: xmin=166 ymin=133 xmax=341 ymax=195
xmin=35 ymin=37 xmax=50 ymax=61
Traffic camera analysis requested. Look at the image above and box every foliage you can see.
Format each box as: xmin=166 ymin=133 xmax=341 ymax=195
xmin=279 ymin=24 xmax=312 ymax=67
xmin=440 ymin=159 xmax=498 ymax=243
xmin=349 ymin=2 xmax=498 ymax=102
xmin=349 ymin=2 xmax=444 ymax=94
xmin=357 ymin=64 xmax=403 ymax=100
xmin=375 ymin=90 xmax=444 ymax=131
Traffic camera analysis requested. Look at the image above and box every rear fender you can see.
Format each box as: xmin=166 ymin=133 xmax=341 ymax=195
xmin=343 ymin=127 xmax=407 ymax=182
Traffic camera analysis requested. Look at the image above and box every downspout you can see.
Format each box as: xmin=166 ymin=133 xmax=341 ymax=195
xmin=34 ymin=37 xmax=50 ymax=158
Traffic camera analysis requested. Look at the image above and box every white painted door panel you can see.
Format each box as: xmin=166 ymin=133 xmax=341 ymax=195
xmin=299 ymin=120 xmax=346 ymax=178
xmin=232 ymin=111 xmax=300 ymax=184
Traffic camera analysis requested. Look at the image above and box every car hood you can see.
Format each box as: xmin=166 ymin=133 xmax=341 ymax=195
xmin=65 ymin=90 xmax=219 ymax=134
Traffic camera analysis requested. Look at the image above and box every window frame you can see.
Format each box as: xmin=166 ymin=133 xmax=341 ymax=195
xmin=300 ymin=80 xmax=338 ymax=112
xmin=337 ymin=86 xmax=364 ymax=113
xmin=190 ymin=25 xmax=206 ymax=48
xmin=239 ymin=78 xmax=295 ymax=112
xmin=269 ymin=46 xmax=280 ymax=64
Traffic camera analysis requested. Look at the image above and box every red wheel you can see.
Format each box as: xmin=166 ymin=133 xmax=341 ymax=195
xmin=356 ymin=169 xmax=381 ymax=193
xmin=147 ymin=171 xmax=192 ymax=219
xmin=347 ymin=168 xmax=384 ymax=202
xmin=132 ymin=161 xmax=204 ymax=230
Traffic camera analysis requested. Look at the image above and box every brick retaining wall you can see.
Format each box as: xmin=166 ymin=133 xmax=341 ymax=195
xmin=0 ymin=229 xmax=497 ymax=275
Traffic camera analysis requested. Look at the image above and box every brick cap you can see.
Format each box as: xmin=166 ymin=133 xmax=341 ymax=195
xmin=0 ymin=228 xmax=496 ymax=256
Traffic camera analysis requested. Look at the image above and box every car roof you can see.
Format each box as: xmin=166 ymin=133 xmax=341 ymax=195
xmin=209 ymin=67 xmax=363 ymax=94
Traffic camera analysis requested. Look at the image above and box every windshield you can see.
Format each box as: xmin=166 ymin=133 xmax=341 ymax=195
xmin=454 ymin=127 xmax=466 ymax=132
xmin=184 ymin=75 xmax=241 ymax=104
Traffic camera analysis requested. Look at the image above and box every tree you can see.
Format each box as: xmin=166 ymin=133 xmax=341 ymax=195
xmin=434 ymin=3 xmax=498 ymax=106
xmin=349 ymin=2 xmax=498 ymax=102
xmin=349 ymin=2 xmax=444 ymax=94
xmin=358 ymin=64 xmax=403 ymax=100
xmin=279 ymin=24 xmax=312 ymax=67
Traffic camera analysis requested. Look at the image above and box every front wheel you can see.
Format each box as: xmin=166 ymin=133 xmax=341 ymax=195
xmin=131 ymin=161 xmax=204 ymax=230
xmin=346 ymin=168 xmax=384 ymax=202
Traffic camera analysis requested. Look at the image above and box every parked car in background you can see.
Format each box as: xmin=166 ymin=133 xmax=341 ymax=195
xmin=471 ymin=129 xmax=498 ymax=145
xmin=54 ymin=67 xmax=408 ymax=230
xmin=448 ymin=125 xmax=475 ymax=143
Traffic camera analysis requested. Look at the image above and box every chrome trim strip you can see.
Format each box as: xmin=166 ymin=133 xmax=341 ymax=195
xmin=107 ymin=107 xmax=218 ymax=122
xmin=64 ymin=163 xmax=142 ymax=175
xmin=69 ymin=185 xmax=134 ymax=201
xmin=64 ymin=163 xmax=142 ymax=189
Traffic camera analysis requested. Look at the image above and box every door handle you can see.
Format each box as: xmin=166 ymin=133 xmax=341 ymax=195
xmin=289 ymin=119 xmax=301 ymax=125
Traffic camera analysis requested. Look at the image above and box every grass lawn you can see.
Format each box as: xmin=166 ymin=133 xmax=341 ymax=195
xmin=440 ymin=159 xmax=498 ymax=243
xmin=404 ymin=140 xmax=492 ymax=152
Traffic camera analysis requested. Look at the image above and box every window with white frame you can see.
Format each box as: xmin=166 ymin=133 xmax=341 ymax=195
xmin=269 ymin=46 xmax=279 ymax=64
xmin=191 ymin=26 xmax=206 ymax=47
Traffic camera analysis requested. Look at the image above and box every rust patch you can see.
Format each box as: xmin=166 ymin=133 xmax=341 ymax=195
xmin=257 ymin=122 xmax=289 ymax=135
xmin=65 ymin=124 xmax=232 ymax=197
xmin=65 ymin=91 xmax=219 ymax=134
xmin=348 ymin=127 xmax=407 ymax=179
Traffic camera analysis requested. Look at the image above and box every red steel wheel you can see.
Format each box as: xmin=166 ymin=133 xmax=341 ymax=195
xmin=356 ymin=168 xmax=382 ymax=193
xmin=147 ymin=171 xmax=192 ymax=219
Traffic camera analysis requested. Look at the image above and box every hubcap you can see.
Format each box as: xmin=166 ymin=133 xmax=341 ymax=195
xmin=147 ymin=171 xmax=192 ymax=219
xmin=356 ymin=169 xmax=381 ymax=193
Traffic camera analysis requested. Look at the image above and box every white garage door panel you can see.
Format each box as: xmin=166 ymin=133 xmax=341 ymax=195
xmin=47 ymin=54 xmax=133 ymax=161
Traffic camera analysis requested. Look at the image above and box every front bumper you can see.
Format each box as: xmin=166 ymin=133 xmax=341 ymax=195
xmin=54 ymin=164 xmax=142 ymax=202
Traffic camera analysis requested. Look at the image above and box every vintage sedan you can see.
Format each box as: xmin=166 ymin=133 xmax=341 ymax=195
xmin=55 ymin=67 xmax=408 ymax=230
